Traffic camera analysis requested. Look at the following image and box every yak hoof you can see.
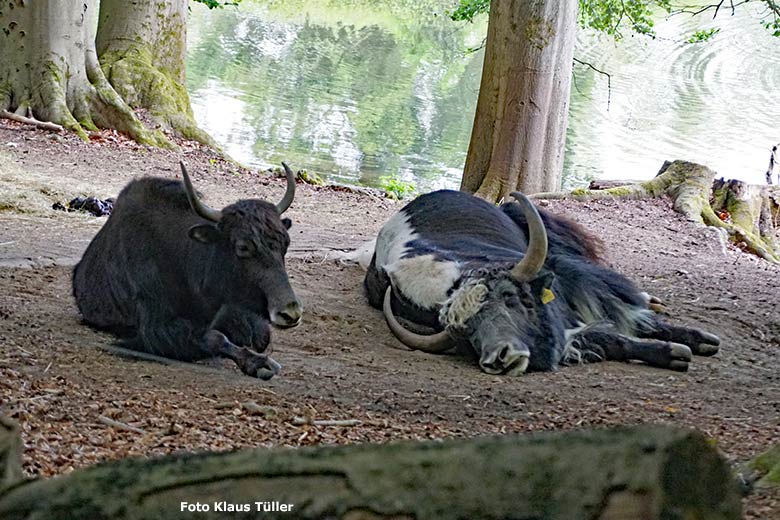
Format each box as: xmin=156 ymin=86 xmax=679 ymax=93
xmin=648 ymin=303 xmax=668 ymax=314
xmin=692 ymin=331 xmax=721 ymax=357
xmin=255 ymin=356 xmax=282 ymax=380
xmin=669 ymin=342 xmax=692 ymax=361
xmin=242 ymin=354 xmax=282 ymax=380
xmin=666 ymin=342 xmax=691 ymax=371
xmin=693 ymin=343 xmax=720 ymax=356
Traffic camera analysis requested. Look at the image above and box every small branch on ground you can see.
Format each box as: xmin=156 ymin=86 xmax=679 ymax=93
xmin=291 ymin=417 xmax=362 ymax=427
xmin=97 ymin=415 xmax=146 ymax=435
xmin=240 ymin=401 xmax=277 ymax=418
xmin=0 ymin=110 xmax=64 ymax=133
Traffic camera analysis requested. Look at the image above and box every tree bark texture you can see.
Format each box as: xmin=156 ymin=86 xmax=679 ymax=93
xmin=0 ymin=417 xmax=22 ymax=492
xmin=96 ymin=0 xmax=214 ymax=145
xmin=460 ymin=0 xmax=578 ymax=202
xmin=0 ymin=423 xmax=741 ymax=520
xmin=0 ymin=0 xmax=164 ymax=144
xmin=533 ymin=160 xmax=780 ymax=262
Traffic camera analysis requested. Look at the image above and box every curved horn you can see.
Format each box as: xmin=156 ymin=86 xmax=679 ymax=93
xmin=509 ymin=191 xmax=548 ymax=281
xmin=179 ymin=161 xmax=222 ymax=223
xmin=382 ymin=287 xmax=453 ymax=353
xmin=275 ymin=162 xmax=296 ymax=214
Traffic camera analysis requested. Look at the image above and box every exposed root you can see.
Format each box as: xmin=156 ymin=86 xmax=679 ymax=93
xmin=99 ymin=47 xmax=215 ymax=148
xmin=0 ymin=110 xmax=64 ymax=132
xmin=531 ymin=160 xmax=780 ymax=263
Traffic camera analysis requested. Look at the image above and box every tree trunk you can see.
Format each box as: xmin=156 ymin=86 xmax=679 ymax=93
xmin=534 ymin=160 xmax=780 ymax=263
xmin=460 ymin=0 xmax=578 ymax=202
xmin=0 ymin=0 xmax=164 ymax=144
xmin=0 ymin=422 xmax=741 ymax=520
xmin=96 ymin=0 xmax=215 ymax=146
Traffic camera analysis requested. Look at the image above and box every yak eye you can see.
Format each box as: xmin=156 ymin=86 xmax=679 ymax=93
xmin=235 ymin=240 xmax=255 ymax=258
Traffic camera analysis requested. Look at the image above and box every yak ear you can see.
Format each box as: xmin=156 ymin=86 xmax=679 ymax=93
xmin=530 ymin=271 xmax=556 ymax=305
xmin=530 ymin=270 xmax=555 ymax=291
xmin=188 ymin=223 xmax=221 ymax=244
xmin=281 ymin=218 xmax=292 ymax=230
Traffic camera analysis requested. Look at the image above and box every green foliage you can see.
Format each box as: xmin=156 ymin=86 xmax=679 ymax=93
xmin=449 ymin=0 xmax=780 ymax=39
xmin=763 ymin=17 xmax=780 ymax=37
xmin=578 ymin=0 xmax=670 ymax=38
xmin=449 ymin=0 xmax=671 ymax=37
xmin=379 ymin=176 xmax=417 ymax=199
xmin=449 ymin=0 xmax=489 ymax=22
xmin=686 ymin=28 xmax=720 ymax=44
xmin=193 ymin=0 xmax=242 ymax=9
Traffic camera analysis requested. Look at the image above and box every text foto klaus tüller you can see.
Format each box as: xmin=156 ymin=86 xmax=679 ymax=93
xmin=181 ymin=501 xmax=294 ymax=513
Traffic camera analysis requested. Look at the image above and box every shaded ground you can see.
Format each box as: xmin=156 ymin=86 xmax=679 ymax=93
xmin=0 ymin=123 xmax=778 ymax=517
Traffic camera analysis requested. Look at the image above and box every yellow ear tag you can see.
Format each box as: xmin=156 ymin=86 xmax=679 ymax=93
xmin=541 ymin=288 xmax=556 ymax=305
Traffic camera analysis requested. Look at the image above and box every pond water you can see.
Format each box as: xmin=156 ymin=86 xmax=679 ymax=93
xmin=187 ymin=1 xmax=780 ymax=191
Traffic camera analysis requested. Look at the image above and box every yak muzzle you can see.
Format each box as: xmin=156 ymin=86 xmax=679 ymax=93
xmin=271 ymin=301 xmax=303 ymax=328
xmin=479 ymin=343 xmax=530 ymax=376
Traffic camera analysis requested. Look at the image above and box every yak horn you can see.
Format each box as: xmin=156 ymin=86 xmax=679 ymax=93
xmin=509 ymin=191 xmax=548 ymax=281
xmin=275 ymin=162 xmax=296 ymax=214
xmin=180 ymin=161 xmax=222 ymax=223
xmin=382 ymin=287 xmax=453 ymax=353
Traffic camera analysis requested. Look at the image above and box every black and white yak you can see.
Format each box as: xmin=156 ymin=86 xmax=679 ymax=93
xmin=73 ymin=162 xmax=302 ymax=380
xmin=364 ymin=190 xmax=720 ymax=375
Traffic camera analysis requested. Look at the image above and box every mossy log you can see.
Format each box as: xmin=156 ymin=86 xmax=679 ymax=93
xmin=740 ymin=444 xmax=780 ymax=490
xmin=0 ymin=422 xmax=741 ymax=520
xmin=534 ymin=160 xmax=780 ymax=263
xmin=0 ymin=417 xmax=22 ymax=491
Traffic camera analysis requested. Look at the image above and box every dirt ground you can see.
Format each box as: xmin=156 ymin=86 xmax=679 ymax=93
xmin=0 ymin=122 xmax=778 ymax=518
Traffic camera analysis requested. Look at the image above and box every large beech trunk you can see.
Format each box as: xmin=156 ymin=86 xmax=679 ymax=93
xmin=0 ymin=0 xmax=163 ymax=144
xmin=0 ymin=422 xmax=741 ymax=519
xmin=96 ymin=0 xmax=214 ymax=145
xmin=460 ymin=0 xmax=578 ymax=202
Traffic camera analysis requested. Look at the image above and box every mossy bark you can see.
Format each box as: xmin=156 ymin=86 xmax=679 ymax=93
xmin=96 ymin=0 xmax=215 ymax=147
xmin=460 ymin=0 xmax=578 ymax=202
xmin=748 ymin=444 xmax=780 ymax=488
xmin=0 ymin=0 xmax=166 ymax=145
xmin=0 ymin=422 xmax=741 ymax=520
xmin=534 ymin=160 xmax=780 ymax=263
xmin=0 ymin=417 xmax=22 ymax=492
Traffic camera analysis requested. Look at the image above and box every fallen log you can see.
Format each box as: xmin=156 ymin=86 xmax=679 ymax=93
xmin=0 ymin=422 xmax=740 ymax=519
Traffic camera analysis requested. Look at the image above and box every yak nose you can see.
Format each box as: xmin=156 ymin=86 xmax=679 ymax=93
xmin=479 ymin=343 xmax=530 ymax=376
xmin=271 ymin=301 xmax=302 ymax=328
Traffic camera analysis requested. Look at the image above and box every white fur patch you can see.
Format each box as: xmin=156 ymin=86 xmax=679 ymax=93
xmin=385 ymin=254 xmax=460 ymax=309
xmin=375 ymin=211 xmax=418 ymax=267
xmin=439 ymin=280 xmax=489 ymax=329
xmin=562 ymin=323 xmax=589 ymax=364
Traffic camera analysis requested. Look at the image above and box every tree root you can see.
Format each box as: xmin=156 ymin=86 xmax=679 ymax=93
xmin=0 ymin=0 xmax=172 ymax=147
xmin=0 ymin=110 xmax=64 ymax=132
xmin=532 ymin=160 xmax=780 ymax=263
xmin=99 ymin=47 xmax=217 ymax=148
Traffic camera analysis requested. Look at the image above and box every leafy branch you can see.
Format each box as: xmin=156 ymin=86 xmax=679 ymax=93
xmin=449 ymin=0 xmax=780 ymax=38
xmin=192 ymin=0 xmax=242 ymax=9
